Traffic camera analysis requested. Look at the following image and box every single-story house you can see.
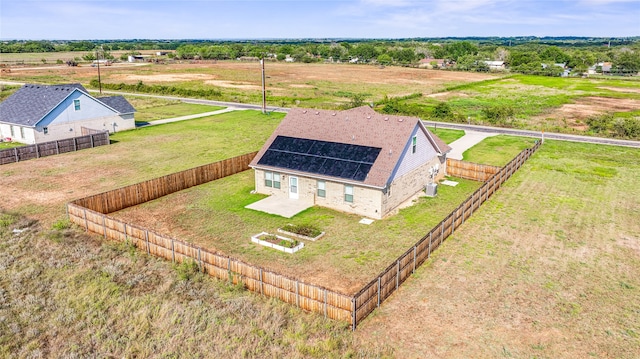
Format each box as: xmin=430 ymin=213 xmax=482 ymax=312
xmin=0 ymin=83 xmax=136 ymax=144
xmin=249 ymin=106 xmax=452 ymax=219
xmin=483 ymin=60 xmax=505 ymax=70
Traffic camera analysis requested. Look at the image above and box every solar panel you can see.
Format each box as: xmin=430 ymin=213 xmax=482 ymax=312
xmin=257 ymin=136 xmax=381 ymax=182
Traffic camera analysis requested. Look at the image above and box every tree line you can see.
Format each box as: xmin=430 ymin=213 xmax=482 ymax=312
xmin=2 ymin=38 xmax=639 ymax=74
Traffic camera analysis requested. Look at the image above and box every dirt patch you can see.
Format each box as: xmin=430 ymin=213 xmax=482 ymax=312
xmin=204 ymin=80 xmax=262 ymax=90
xmin=110 ymin=73 xmax=216 ymax=83
xmin=599 ymin=86 xmax=640 ymax=94
xmin=534 ymin=96 xmax=640 ymax=130
xmin=557 ymin=97 xmax=640 ymax=118
xmin=426 ymin=91 xmax=470 ymax=99
xmin=618 ymin=236 xmax=640 ymax=255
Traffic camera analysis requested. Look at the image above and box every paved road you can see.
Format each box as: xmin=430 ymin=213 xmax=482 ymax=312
xmin=423 ymin=121 xmax=640 ymax=148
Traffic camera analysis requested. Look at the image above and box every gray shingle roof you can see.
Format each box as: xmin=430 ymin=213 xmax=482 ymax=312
xmin=0 ymin=83 xmax=87 ymax=127
xmin=0 ymin=83 xmax=135 ymax=127
xmin=97 ymin=96 xmax=136 ymax=114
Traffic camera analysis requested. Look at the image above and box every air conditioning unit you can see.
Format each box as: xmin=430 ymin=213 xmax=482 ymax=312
xmin=425 ymin=183 xmax=437 ymax=197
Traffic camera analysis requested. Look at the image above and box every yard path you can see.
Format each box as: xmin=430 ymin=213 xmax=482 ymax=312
xmin=139 ymin=107 xmax=240 ymax=127
xmin=447 ymin=130 xmax=498 ymax=160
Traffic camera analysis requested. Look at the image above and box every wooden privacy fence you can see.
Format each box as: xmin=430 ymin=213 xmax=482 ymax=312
xmin=351 ymin=141 xmax=541 ymax=329
xmin=67 ymin=142 xmax=541 ymax=330
xmin=446 ymin=158 xmax=501 ymax=182
xmin=73 ymin=152 xmax=258 ymax=214
xmin=67 ymin=152 xmax=353 ymax=324
xmin=0 ymin=132 xmax=109 ymax=165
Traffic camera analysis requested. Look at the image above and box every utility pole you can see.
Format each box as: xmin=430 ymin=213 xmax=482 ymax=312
xmin=261 ymin=58 xmax=266 ymax=114
xmin=96 ymin=46 xmax=103 ymax=95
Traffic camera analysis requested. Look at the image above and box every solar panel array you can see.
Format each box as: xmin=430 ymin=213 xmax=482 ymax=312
xmin=257 ymin=136 xmax=381 ymax=181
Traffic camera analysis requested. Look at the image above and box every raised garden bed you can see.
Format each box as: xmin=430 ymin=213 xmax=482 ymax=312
xmin=251 ymin=232 xmax=304 ymax=254
xmin=277 ymin=224 xmax=325 ymax=241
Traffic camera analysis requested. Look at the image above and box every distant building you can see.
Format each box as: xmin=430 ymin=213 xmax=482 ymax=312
xmin=483 ymin=60 xmax=505 ymax=70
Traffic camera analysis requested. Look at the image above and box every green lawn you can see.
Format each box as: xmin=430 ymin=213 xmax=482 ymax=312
xmin=0 ymin=141 xmax=23 ymax=149
xmin=359 ymin=140 xmax=640 ymax=358
xmin=133 ymin=102 xmax=225 ymax=123
xmin=114 ymin=170 xmax=481 ymax=292
xmin=426 ymin=127 xmax=465 ymax=144
xmin=462 ymin=135 xmax=539 ymax=166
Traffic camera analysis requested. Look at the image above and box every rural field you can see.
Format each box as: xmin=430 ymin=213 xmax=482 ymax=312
xmin=1 ymin=62 xmax=639 ymax=357
xmin=3 ymin=57 xmax=640 ymax=138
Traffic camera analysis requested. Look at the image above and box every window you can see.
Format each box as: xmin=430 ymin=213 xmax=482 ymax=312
xmin=74 ymin=99 xmax=81 ymax=111
xmin=317 ymin=180 xmax=326 ymax=198
xmin=19 ymin=127 xmax=25 ymax=139
xmin=344 ymin=185 xmax=354 ymax=203
xmin=43 ymin=127 xmax=48 ymax=135
xmin=264 ymin=171 xmax=281 ymax=189
xmin=10 ymin=126 xmax=15 ymax=137
xmin=412 ymin=135 xmax=417 ymax=154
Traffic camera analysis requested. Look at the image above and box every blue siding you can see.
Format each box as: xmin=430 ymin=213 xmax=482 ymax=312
xmin=39 ymin=91 xmax=117 ymax=127
xmin=389 ymin=125 xmax=438 ymax=183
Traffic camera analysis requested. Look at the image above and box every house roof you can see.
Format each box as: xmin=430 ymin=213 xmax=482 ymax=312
xmin=0 ymin=83 xmax=135 ymax=127
xmin=250 ymin=106 xmax=451 ymax=188
xmin=97 ymin=96 xmax=137 ymax=114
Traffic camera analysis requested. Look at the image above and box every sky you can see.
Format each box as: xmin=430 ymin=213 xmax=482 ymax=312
xmin=1 ymin=0 xmax=639 ymax=40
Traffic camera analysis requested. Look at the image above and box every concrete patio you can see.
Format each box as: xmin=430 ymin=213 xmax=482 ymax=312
xmin=245 ymin=196 xmax=313 ymax=218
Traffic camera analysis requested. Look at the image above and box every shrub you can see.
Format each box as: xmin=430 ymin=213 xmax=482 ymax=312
xmin=482 ymin=104 xmax=516 ymax=124
xmin=51 ymin=219 xmax=71 ymax=231
xmin=432 ymin=102 xmax=453 ymax=119
xmin=174 ymin=259 xmax=200 ymax=281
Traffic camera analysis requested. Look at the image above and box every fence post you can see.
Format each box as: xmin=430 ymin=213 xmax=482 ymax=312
xmin=36 ymin=144 xmax=40 ymax=158
xmin=83 ymin=208 xmax=89 ymax=231
xmin=470 ymin=194 xmax=474 ymax=216
xmin=123 ymin=223 xmax=128 ymax=243
xmin=259 ymin=268 xmax=263 ymax=295
xmin=413 ymin=246 xmax=417 ymax=273
xmin=171 ymin=239 xmax=175 ymax=263
xmin=14 ymin=148 xmax=18 ymax=163
xmin=296 ymin=280 xmax=299 ymax=307
xmin=396 ymin=261 xmax=400 ymax=290
xmin=73 ymin=138 xmax=77 ymax=152
xmin=324 ymin=289 xmax=328 ymax=318
xmin=377 ymin=277 xmax=381 ymax=307
xmin=198 ymin=248 xmax=202 ymax=272
xmin=90 ymin=134 xmax=94 ymax=148
xmin=228 ymin=258 xmax=232 ymax=282
xmin=55 ymin=140 xmax=59 ymax=155
xmin=451 ymin=211 xmax=455 ymax=235
xmin=102 ymin=215 xmax=107 ymax=239
xmin=145 ymin=230 xmax=150 ymax=254
xmin=428 ymin=232 xmax=433 ymax=258
xmin=352 ymin=298 xmax=357 ymax=331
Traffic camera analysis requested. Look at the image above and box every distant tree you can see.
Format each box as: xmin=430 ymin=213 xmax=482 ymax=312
xmin=377 ymin=53 xmax=392 ymax=65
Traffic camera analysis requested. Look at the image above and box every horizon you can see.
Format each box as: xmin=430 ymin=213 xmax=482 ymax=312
xmin=1 ymin=1 xmax=639 ymax=40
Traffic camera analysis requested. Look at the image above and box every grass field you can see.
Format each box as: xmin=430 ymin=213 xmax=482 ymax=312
xmin=1 ymin=107 xmax=638 ymax=357
xmin=356 ymin=140 xmax=640 ymax=358
xmin=462 ymin=135 xmax=538 ymax=166
xmin=131 ymin=102 xmax=224 ymax=123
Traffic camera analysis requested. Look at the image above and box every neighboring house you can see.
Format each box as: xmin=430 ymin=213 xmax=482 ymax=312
xmin=483 ymin=60 xmax=505 ymax=70
xmin=249 ymin=106 xmax=452 ymax=219
xmin=0 ymin=83 xmax=136 ymax=144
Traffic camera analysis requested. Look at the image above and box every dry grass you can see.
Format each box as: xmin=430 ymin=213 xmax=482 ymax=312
xmin=0 ymin=212 xmax=396 ymax=358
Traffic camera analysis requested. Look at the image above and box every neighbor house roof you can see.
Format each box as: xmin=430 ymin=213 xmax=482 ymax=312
xmin=250 ymin=106 xmax=451 ymax=188
xmin=97 ymin=96 xmax=137 ymax=114
xmin=0 ymin=83 xmax=135 ymax=127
